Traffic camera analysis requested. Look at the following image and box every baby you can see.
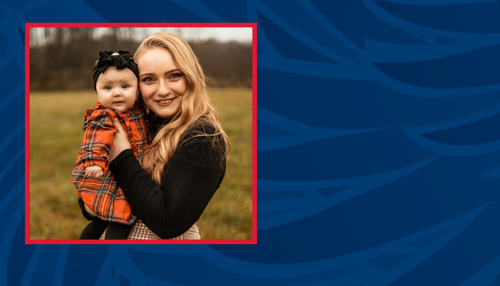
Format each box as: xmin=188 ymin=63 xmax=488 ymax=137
xmin=71 ymin=50 xmax=150 ymax=234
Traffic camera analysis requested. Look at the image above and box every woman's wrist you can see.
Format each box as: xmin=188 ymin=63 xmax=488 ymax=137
xmin=109 ymin=149 xmax=134 ymax=172
xmin=109 ymin=144 xmax=131 ymax=162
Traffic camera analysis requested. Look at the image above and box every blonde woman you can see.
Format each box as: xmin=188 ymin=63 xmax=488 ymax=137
xmin=80 ymin=32 xmax=230 ymax=239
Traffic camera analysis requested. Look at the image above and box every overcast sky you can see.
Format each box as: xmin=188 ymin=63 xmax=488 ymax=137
xmin=148 ymin=27 xmax=253 ymax=42
xmin=30 ymin=27 xmax=253 ymax=46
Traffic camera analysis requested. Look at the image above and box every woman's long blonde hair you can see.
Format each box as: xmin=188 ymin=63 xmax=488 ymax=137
xmin=135 ymin=32 xmax=230 ymax=184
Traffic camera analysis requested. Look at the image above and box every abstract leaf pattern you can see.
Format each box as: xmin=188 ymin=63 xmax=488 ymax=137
xmin=4 ymin=0 xmax=500 ymax=284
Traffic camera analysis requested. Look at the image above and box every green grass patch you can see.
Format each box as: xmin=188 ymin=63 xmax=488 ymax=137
xmin=29 ymin=88 xmax=253 ymax=240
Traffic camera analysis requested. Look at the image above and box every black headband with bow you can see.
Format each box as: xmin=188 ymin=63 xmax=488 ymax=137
xmin=93 ymin=50 xmax=139 ymax=91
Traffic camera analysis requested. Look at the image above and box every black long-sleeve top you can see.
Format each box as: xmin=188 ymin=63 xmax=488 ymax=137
xmin=82 ymin=117 xmax=226 ymax=239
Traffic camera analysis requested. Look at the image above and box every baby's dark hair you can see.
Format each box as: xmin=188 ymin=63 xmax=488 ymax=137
xmin=92 ymin=50 xmax=139 ymax=92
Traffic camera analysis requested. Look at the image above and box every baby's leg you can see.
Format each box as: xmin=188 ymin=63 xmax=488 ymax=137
xmin=79 ymin=219 xmax=109 ymax=239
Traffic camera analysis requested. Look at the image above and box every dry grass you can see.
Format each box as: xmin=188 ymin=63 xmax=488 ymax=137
xmin=29 ymin=88 xmax=253 ymax=240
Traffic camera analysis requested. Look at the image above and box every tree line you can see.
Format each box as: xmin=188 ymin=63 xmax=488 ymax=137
xmin=29 ymin=28 xmax=252 ymax=90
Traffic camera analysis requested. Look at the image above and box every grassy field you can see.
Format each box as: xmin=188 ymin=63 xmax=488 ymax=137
xmin=29 ymin=88 xmax=253 ymax=240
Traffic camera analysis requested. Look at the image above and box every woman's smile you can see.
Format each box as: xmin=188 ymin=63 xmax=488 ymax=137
xmin=156 ymin=97 xmax=177 ymax=105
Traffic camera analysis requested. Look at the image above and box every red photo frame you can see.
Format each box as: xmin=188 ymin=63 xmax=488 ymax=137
xmin=25 ymin=23 xmax=257 ymax=244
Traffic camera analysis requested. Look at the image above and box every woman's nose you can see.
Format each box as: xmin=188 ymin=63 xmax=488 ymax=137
xmin=157 ymin=80 xmax=171 ymax=96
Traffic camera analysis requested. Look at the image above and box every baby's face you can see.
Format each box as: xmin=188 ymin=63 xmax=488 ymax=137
xmin=95 ymin=66 xmax=138 ymax=112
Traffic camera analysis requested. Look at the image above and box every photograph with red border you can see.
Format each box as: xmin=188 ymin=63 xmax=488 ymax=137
xmin=25 ymin=23 xmax=257 ymax=244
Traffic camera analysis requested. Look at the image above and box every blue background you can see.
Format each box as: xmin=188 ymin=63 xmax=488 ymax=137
xmin=3 ymin=0 xmax=500 ymax=285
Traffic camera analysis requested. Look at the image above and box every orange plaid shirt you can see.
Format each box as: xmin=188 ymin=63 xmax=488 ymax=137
xmin=71 ymin=101 xmax=150 ymax=225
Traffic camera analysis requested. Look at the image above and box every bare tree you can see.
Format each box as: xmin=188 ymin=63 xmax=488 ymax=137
xmin=30 ymin=28 xmax=252 ymax=90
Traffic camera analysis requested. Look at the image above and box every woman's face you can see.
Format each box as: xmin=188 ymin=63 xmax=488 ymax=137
xmin=137 ymin=48 xmax=187 ymax=119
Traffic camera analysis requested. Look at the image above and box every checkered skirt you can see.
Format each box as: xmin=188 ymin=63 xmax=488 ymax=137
xmin=100 ymin=220 xmax=200 ymax=240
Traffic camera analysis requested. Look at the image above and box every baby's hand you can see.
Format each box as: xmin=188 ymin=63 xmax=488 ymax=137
xmin=85 ymin=165 xmax=103 ymax=178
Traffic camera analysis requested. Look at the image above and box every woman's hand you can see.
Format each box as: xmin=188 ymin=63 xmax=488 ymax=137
xmin=109 ymin=117 xmax=131 ymax=162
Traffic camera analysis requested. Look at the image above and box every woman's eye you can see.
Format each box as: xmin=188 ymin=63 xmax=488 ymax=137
xmin=122 ymin=84 xmax=128 ymax=89
xmin=169 ymin=73 xmax=182 ymax=81
xmin=142 ymin=77 xmax=153 ymax=82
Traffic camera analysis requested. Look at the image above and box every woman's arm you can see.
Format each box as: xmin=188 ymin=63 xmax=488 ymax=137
xmin=109 ymin=121 xmax=226 ymax=238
